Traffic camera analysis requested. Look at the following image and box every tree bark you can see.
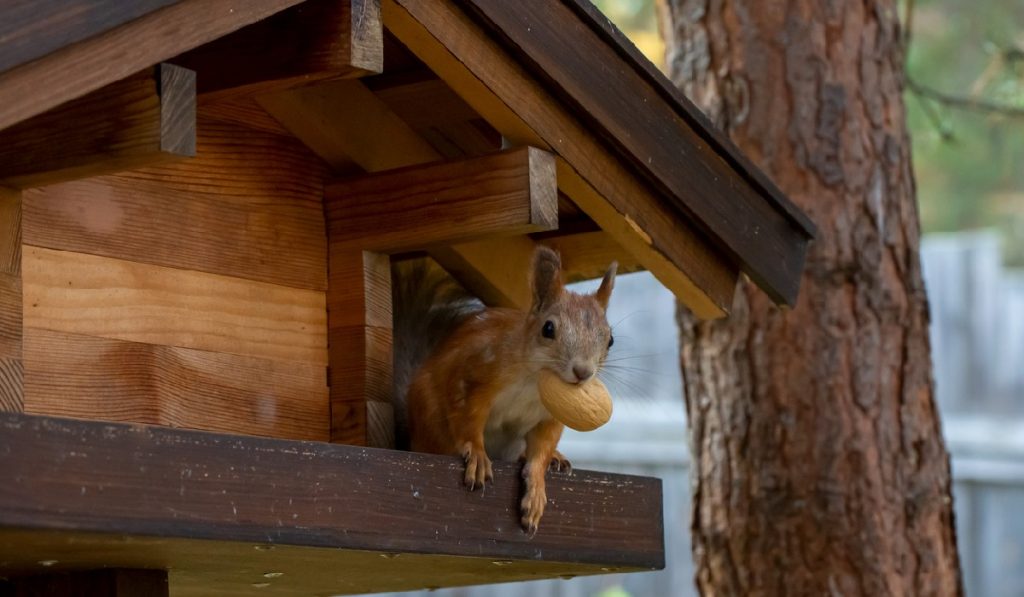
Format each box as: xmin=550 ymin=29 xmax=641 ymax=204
xmin=658 ymin=1 xmax=963 ymax=595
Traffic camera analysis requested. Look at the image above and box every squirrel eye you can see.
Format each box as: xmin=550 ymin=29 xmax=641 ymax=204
xmin=608 ymin=335 xmax=614 ymax=348
xmin=541 ymin=320 xmax=556 ymax=339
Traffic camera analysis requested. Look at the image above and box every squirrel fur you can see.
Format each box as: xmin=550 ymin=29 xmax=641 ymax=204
xmin=392 ymin=246 xmax=617 ymax=532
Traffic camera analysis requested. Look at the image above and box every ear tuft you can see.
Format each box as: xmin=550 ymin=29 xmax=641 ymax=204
xmin=594 ymin=261 xmax=617 ymax=310
xmin=531 ymin=246 xmax=563 ymax=312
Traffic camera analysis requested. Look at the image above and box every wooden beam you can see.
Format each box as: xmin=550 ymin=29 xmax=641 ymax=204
xmin=261 ymin=79 xmax=538 ymax=305
xmin=430 ymin=236 xmax=536 ymax=309
xmin=383 ymin=0 xmax=739 ymax=319
xmin=0 ymin=413 xmax=664 ymax=578
xmin=22 ymin=247 xmax=327 ymax=366
xmin=325 ymin=146 xmax=558 ymax=253
xmin=172 ymin=0 xmax=383 ymax=104
xmin=4 ymin=569 xmax=168 ymax=597
xmin=541 ymin=231 xmax=642 ymax=284
xmin=0 ymin=0 xmax=303 ymax=131
xmin=0 ymin=63 xmax=195 ymax=189
xmin=259 ymin=78 xmax=440 ymax=174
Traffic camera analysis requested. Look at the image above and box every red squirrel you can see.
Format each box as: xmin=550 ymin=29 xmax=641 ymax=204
xmin=393 ymin=247 xmax=616 ymax=532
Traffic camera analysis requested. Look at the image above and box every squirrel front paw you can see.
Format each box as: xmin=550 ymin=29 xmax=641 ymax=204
xmin=460 ymin=441 xmax=493 ymax=491
xmin=520 ymin=478 xmax=546 ymax=534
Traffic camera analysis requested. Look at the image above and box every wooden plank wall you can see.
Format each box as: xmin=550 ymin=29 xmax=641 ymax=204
xmin=18 ymin=117 xmax=331 ymax=441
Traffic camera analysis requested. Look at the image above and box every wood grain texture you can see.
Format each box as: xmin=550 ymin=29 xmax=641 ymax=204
xmin=198 ymin=96 xmax=292 ymax=135
xmin=0 ymin=412 xmax=664 ymax=572
xmin=325 ymin=146 xmax=557 ymax=253
xmin=327 ymin=251 xmax=392 ymax=447
xmin=370 ymin=74 xmax=503 ymax=159
xmin=329 ymin=325 xmax=392 ymax=447
xmin=0 ymin=189 xmax=21 ymax=414
xmin=328 ymin=251 xmax=392 ymax=330
xmin=0 ymin=0 xmax=303 ymax=131
xmin=0 ymin=273 xmax=20 ymax=363
xmin=22 ymin=247 xmax=327 ymax=365
xmin=172 ymin=0 xmax=383 ymax=104
xmin=23 ymin=118 xmax=328 ymax=291
xmin=0 ymin=0 xmax=178 ymax=76
xmin=260 ymin=78 xmax=439 ymax=174
xmin=0 ymin=358 xmax=21 ymax=414
xmin=4 ymin=569 xmax=168 ymax=597
xmin=0 ymin=188 xmax=21 ymax=276
xmin=430 ymin=236 xmax=536 ymax=308
xmin=463 ymin=0 xmax=812 ymax=305
xmin=540 ymin=231 xmax=641 ymax=284
xmin=383 ymin=0 xmax=738 ymax=318
xmin=0 ymin=64 xmax=196 ymax=189
xmin=22 ymin=329 xmax=328 ymax=441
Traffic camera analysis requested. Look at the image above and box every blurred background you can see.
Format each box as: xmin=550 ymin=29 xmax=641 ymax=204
xmin=373 ymin=0 xmax=1024 ymax=595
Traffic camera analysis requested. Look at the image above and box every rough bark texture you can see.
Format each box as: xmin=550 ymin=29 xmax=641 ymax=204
xmin=659 ymin=1 xmax=963 ymax=595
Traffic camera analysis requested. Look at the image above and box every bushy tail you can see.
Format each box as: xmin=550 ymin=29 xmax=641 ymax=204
xmin=391 ymin=259 xmax=482 ymax=449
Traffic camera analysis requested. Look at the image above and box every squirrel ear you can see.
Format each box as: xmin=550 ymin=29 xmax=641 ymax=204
xmin=531 ymin=246 xmax=563 ymax=312
xmin=594 ymin=261 xmax=617 ymax=310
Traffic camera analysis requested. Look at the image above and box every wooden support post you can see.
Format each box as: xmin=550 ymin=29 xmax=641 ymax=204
xmin=0 ymin=63 xmax=196 ymax=189
xmin=172 ymin=0 xmax=382 ymax=105
xmin=327 ymin=251 xmax=392 ymax=447
xmin=4 ymin=569 xmax=168 ymax=597
xmin=0 ymin=187 xmax=21 ymax=413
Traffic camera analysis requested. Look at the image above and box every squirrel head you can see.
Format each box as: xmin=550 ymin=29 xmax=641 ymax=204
xmin=528 ymin=246 xmax=617 ymax=385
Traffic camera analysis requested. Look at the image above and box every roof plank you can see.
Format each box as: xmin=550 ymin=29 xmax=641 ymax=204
xmin=0 ymin=0 xmax=304 ymax=132
xmin=461 ymin=0 xmax=813 ymax=305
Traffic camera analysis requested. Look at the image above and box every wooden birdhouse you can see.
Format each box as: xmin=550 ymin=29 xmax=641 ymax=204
xmin=0 ymin=1 xmax=814 ymax=595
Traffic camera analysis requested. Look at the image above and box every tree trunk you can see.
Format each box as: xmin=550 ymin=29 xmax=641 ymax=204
xmin=658 ymin=1 xmax=963 ymax=595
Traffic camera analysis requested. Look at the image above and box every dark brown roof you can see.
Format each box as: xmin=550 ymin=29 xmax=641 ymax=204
xmin=461 ymin=0 xmax=816 ymax=306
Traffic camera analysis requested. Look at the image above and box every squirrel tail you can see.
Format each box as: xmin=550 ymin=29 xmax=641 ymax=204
xmin=391 ymin=259 xmax=482 ymax=450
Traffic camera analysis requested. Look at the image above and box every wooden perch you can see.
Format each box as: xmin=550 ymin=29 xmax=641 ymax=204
xmin=172 ymin=0 xmax=383 ymax=104
xmin=325 ymin=146 xmax=558 ymax=253
xmin=0 ymin=63 xmax=195 ymax=189
xmin=0 ymin=412 xmax=663 ymax=596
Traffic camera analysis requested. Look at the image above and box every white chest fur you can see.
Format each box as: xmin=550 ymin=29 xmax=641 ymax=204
xmin=483 ymin=375 xmax=550 ymax=460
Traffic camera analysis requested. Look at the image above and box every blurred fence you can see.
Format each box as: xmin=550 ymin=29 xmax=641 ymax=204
xmin=372 ymin=230 xmax=1024 ymax=597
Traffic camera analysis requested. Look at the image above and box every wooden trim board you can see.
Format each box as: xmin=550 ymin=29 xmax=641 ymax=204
xmin=0 ymin=412 xmax=665 ymax=579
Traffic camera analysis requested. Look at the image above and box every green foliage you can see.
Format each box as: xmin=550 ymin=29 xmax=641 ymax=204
xmin=905 ymin=0 xmax=1024 ymax=263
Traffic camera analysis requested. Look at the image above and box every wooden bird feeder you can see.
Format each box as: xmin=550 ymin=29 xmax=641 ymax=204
xmin=0 ymin=1 xmax=815 ymax=595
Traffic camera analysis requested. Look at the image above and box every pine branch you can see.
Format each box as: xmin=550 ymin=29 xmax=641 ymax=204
xmin=907 ymin=78 xmax=1024 ymax=119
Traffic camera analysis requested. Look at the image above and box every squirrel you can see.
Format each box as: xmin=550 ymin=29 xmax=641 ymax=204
xmin=392 ymin=246 xmax=616 ymax=533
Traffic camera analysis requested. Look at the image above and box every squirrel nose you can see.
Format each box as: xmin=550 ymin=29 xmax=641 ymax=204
xmin=572 ymin=365 xmax=594 ymax=383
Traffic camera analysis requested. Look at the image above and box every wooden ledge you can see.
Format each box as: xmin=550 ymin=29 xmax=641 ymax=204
xmin=0 ymin=413 xmax=664 ymax=595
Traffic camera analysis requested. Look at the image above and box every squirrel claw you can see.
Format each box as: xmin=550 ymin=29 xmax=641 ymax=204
xmin=549 ymin=450 xmax=572 ymax=475
xmin=461 ymin=442 xmax=493 ymax=491
xmin=519 ymin=484 xmax=546 ymax=534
